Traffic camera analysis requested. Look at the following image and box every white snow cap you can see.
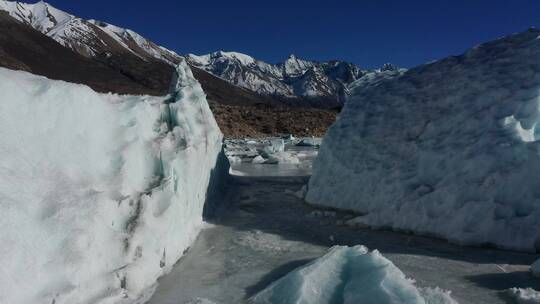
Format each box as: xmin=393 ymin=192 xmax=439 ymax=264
xmin=185 ymin=49 xmax=371 ymax=104
xmin=0 ymin=61 xmax=225 ymax=304
xmin=0 ymin=0 xmax=181 ymax=63
xmin=251 ymin=246 xmax=457 ymax=304
xmin=307 ymin=29 xmax=540 ymax=252
xmin=187 ymin=51 xmax=256 ymax=66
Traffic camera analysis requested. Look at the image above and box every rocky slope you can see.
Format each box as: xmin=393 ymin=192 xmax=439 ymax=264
xmin=0 ymin=0 xmax=180 ymax=63
xmin=209 ymin=102 xmax=337 ymax=138
xmin=0 ymin=0 xmax=180 ymax=94
xmin=0 ymin=10 xmax=167 ymax=95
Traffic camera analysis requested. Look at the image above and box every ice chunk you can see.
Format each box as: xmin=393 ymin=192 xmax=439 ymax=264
xmin=507 ymin=288 xmax=540 ymax=304
xmin=265 ymin=152 xmax=300 ymax=164
xmin=306 ymin=29 xmax=540 ymax=252
xmin=294 ymin=185 xmax=307 ymax=199
xmin=183 ymin=298 xmax=219 ymax=304
xmin=0 ymin=60 xmax=227 ymax=304
xmin=296 ymin=137 xmax=322 ymax=147
xmin=259 ymin=138 xmax=285 ymax=155
xmin=270 ymin=138 xmax=285 ymax=152
xmin=252 ymin=155 xmax=267 ymax=164
xmin=531 ymin=259 xmax=540 ymax=278
xmin=282 ymin=134 xmax=295 ymax=140
xmin=250 ymin=245 xmax=456 ymax=304
xmin=250 ymin=152 xmax=300 ymax=165
xmin=227 ymin=155 xmax=242 ymax=164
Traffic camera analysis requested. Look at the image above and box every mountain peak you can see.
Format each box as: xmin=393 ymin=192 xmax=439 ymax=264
xmin=380 ymin=63 xmax=398 ymax=72
xmin=0 ymin=0 xmax=181 ymax=64
xmin=212 ymin=51 xmax=255 ymax=65
xmin=187 ymin=50 xmax=375 ymax=107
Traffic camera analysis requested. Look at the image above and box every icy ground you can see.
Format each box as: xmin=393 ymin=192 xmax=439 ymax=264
xmin=147 ymin=145 xmax=540 ymax=304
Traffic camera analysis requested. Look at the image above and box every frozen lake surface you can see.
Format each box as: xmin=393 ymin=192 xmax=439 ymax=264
xmin=229 ymin=144 xmax=319 ymax=177
xmin=148 ymin=144 xmax=539 ymax=304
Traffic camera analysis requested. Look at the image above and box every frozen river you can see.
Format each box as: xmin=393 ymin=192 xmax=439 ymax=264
xmin=229 ymin=144 xmax=319 ymax=177
xmin=147 ymin=143 xmax=539 ymax=304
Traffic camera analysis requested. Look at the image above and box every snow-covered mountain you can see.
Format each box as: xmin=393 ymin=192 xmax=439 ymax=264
xmin=0 ymin=0 xmax=397 ymax=108
xmin=187 ymin=51 xmax=395 ymax=107
xmin=0 ymin=0 xmax=181 ymax=63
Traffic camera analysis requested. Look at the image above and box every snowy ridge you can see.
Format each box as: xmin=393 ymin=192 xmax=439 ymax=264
xmin=0 ymin=60 xmax=226 ymax=304
xmin=187 ymin=51 xmax=292 ymax=97
xmin=187 ymin=51 xmax=398 ymax=106
xmin=0 ymin=0 xmax=181 ymax=64
xmin=0 ymin=0 xmax=398 ymax=107
xmin=306 ymin=29 xmax=540 ymax=252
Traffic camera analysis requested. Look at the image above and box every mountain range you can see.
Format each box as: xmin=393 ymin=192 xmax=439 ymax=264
xmin=0 ymin=0 xmax=397 ymax=136
xmin=187 ymin=52 xmax=397 ymax=108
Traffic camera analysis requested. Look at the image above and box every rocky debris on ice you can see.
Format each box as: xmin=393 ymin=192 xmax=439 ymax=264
xmin=0 ymin=60 xmax=226 ymax=304
xmin=507 ymin=288 xmax=540 ymax=304
xmin=250 ymin=245 xmax=457 ymax=304
xmin=306 ymin=29 xmax=540 ymax=252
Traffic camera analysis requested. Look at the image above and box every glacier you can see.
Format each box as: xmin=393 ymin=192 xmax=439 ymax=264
xmin=250 ymin=246 xmax=456 ymax=304
xmin=306 ymin=29 xmax=540 ymax=252
xmin=0 ymin=60 xmax=227 ymax=304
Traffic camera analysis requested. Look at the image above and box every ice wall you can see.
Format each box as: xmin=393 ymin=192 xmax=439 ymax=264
xmin=306 ymin=29 xmax=540 ymax=252
xmin=0 ymin=60 xmax=227 ymax=304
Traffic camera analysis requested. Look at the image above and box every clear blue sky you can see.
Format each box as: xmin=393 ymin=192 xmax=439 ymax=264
xmin=45 ymin=0 xmax=540 ymax=69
